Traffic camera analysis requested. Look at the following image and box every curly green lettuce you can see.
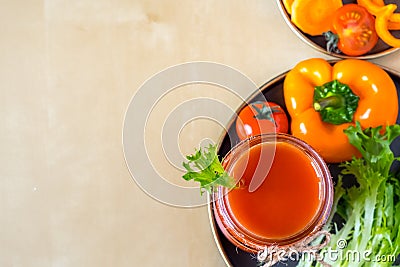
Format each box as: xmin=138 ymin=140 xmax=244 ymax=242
xmin=298 ymin=122 xmax=400 ymax=267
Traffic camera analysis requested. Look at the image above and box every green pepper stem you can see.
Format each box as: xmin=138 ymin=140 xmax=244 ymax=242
xmin=313 ymin=95 xmax=345 ymax=111
xmin=313 ymin=80 xmax=359 ymax=125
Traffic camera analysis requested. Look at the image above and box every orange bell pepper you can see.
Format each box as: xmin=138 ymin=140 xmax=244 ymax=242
xmin=389 ymin=21 xmax=400 ymax=30
xmin=357 ymin=0 xmax=400 ymax=46
xmin=375 ymin=4 xmax=400 ymax=47
xmin=377 ymin=0 xmax=400 ymax=30
xmin=358 ymin=0 xmax=384 ymax=15
xmin=283 ymin=58 xmax=398 ymax=163
xmin=390 ymin=13 xmax=400 ymax=23
xmin=372 ymin=0 xmax=384 ymax=6
xmin=358 ymin=0 xmax=400 ymax=22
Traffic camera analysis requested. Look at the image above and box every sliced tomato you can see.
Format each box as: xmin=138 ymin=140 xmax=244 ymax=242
xmin=330 ymin=4 xmax=378 ymax=56
xmin=235 ymin=101 xmax=289 ymax=141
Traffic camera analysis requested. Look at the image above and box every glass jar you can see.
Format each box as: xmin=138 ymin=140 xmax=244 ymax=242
xmin=212 ymin=133 xmax=333 ymax=253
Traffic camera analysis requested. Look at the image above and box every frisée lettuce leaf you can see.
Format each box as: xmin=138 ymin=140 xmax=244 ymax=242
xmin=298 ymin=122 xmax=400 ymax=267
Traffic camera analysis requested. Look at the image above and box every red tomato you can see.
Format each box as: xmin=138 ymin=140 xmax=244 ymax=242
xmin=235 ymin=101 xmax=289 ymax=141
xmin=330 ymin=4 xmax=378 ymax=56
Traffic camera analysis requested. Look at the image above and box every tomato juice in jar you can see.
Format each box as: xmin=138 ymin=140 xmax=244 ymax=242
xmin=213 ymin=134 xmax=333 ymax=253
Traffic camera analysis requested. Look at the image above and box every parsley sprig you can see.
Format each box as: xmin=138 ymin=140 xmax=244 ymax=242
xmin=182 ymin=144 xmax=236 ymax=194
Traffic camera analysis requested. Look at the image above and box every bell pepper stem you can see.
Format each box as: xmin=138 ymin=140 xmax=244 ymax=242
xmin=314 ymin=95 xmax=344 ymax=111
xmin=313 ymin=80 xmax=360 ymax=125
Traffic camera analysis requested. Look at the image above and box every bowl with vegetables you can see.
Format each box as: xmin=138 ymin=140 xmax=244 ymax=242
xmin=182 ymin=58 xmax=400 ymax=266
xmin=277 ymin=0 xmax=400 ymax=59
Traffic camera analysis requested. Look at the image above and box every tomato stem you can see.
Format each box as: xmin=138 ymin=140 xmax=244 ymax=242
xmin=251 ymin=102 xmax=279 ymax=126
xmin=324 ymin=31 xmax=342 ymax=54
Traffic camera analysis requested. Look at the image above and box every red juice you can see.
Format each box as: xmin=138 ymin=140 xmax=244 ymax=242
xmin=226 ymin=141 xmax=321 ymax=239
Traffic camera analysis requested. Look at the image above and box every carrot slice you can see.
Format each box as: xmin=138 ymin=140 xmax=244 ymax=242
xmin=291 ymin=0 xmax=343 ymax=36
xmin=283 ymin=0 xmax=295 ymax=14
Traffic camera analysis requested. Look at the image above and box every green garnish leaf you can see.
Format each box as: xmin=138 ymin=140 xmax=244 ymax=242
xmin=344 ymin=122 xmax=400 ymax=169
xmin=182 ymin=144 xmax=236 ymax=195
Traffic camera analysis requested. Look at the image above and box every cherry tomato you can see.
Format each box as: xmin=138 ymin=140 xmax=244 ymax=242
xmin=235 ymin=101 xmax=289 ymax=141
xmin=331 ymin=4 xmax=378 ymax=56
